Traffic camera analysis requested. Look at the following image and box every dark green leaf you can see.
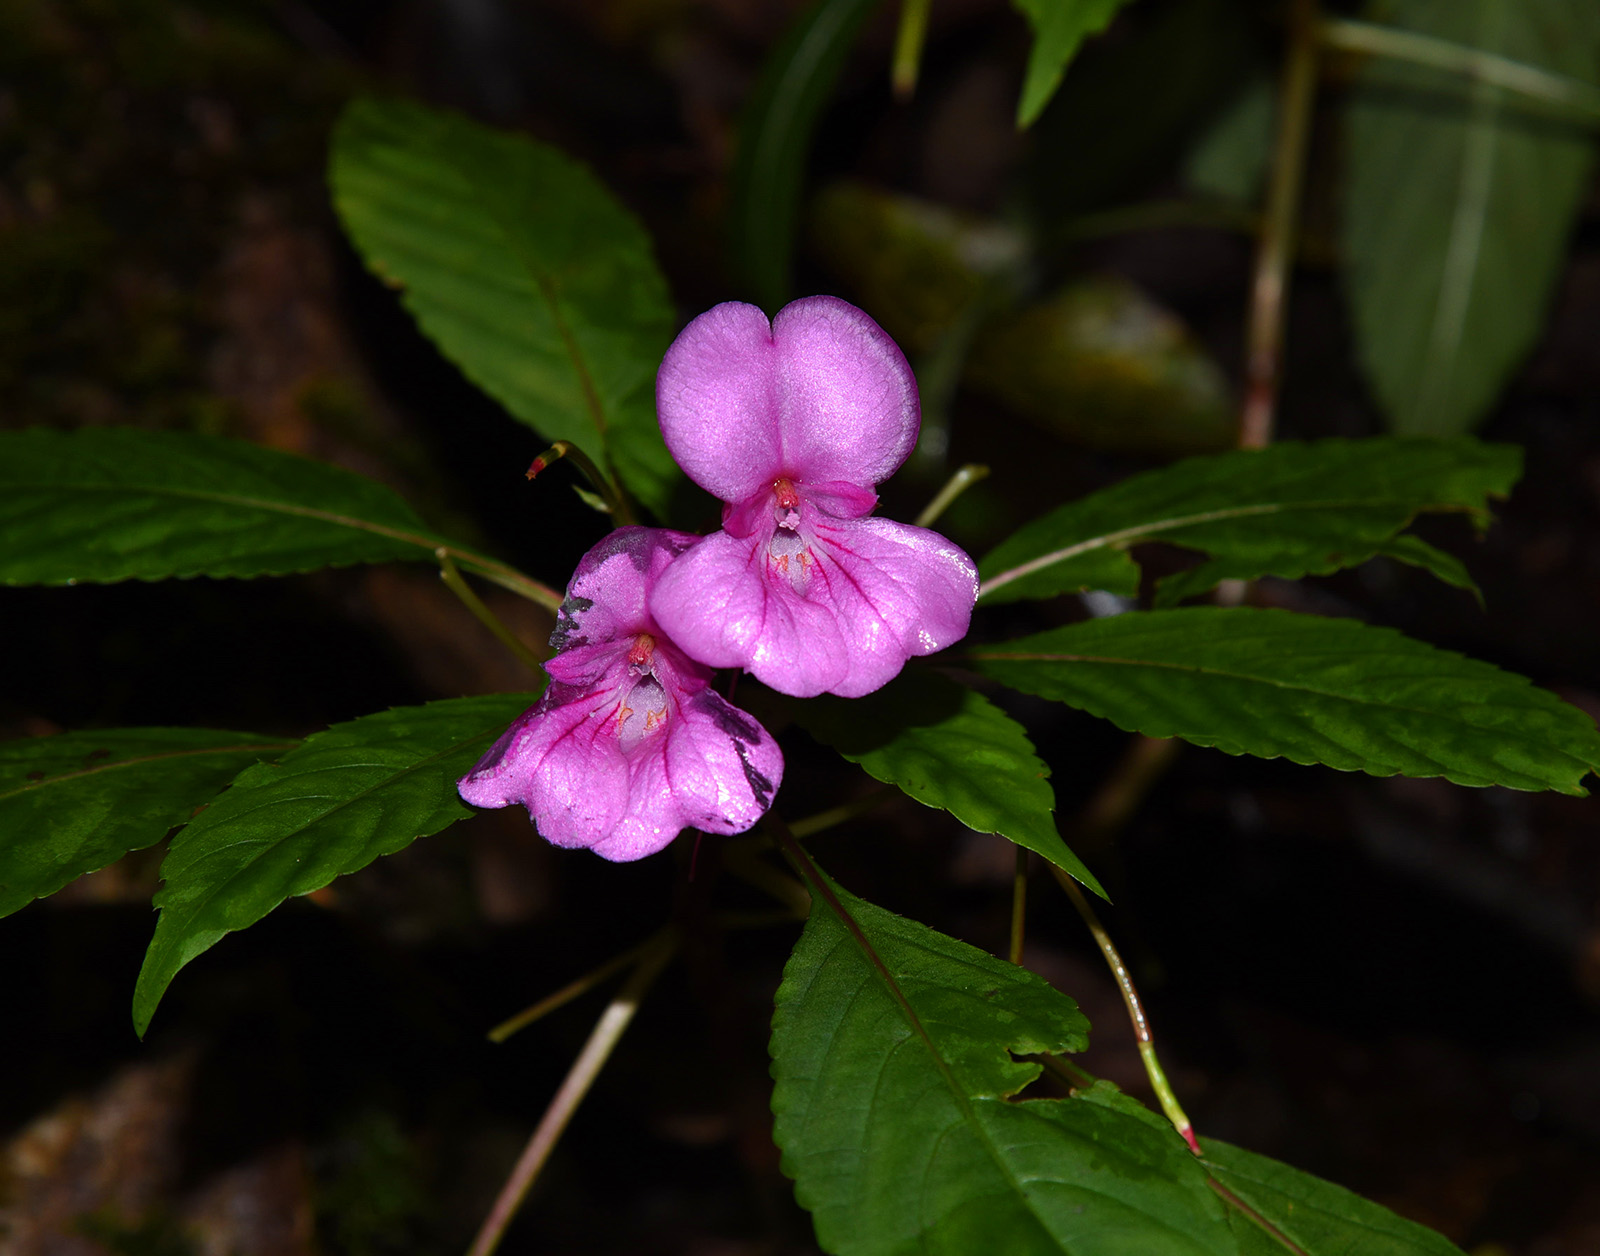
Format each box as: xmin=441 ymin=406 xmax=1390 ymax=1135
xmin=772 ymin=871 xmax=1234 ymax=1255
xmin=330 ymin=97 xmax=682 ymax=518
xmin=791 ymin=672 xmax=1103 ymax=894
xmin=0 ymin=728 xmax=295 ymax=918
xmin=729 ymin=0 xmax=879 ymax=309
xmin=1012 ymin=0 xmax=1138 ymax=127
xmin=978 ymin=437 xmax=1519 ymax=606
xmin=1374 ymin=532 xmax=1482 ymax=603
xmin=966 ymin=607 xmax=1600 ymax=793
xmin=1203 ymin=1139 xmax=1468 ymax=1256
xmin=1343 ymin=0 xmax=1600 ymax=435
xmin=132 ymin=694 xmax=537 ymax=1035
xmin=0 ymin=428 xmax=552 ymax=602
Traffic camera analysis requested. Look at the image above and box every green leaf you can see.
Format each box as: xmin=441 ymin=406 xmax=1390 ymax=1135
xmin=1343 ymin=0 xmax=1600 ymax=435
xmin=1012 ymin=0 xmax=1138 ymax=127
xmin=977 ymin=437 xmax=1519 ymax=606
xmin=966 ymin=607 xmax=1600 ymax=794
xmin=1374 ymin=532 xmax=1482 ymax=603
xmin=1202 ymin=1139 xmax=1468 ymax=1256
xmin=791 ymin=672 xmax=1104 ymax=895
xmin=132 ymin=693 xmax=537 ymax=1035
xmin=0 ymin=729 xmax=295 ymax=918
xmin=0 ymin=428 xmax=552 ymax=603
xmin=330 ymin=97 xmax=682 ymax=519
xmin=772 ymin=871 xmax=1235 ymax=1255
xmin=729 ymin=0 xmax=880 ymax=310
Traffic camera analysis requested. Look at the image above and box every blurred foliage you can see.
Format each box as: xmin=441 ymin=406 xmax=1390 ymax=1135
xmin=1026 ymin=0 xmax=1263 ymax=228
xmin=965 ymin=277 xmax=1235 ymax=454
xmin=811 ymin=181 xmax=1233 ymax=455
xmin=809 ymin=180 xmax=1026 ymax=356
xmin=1342 ymin=0 xmax=1600 ymax=436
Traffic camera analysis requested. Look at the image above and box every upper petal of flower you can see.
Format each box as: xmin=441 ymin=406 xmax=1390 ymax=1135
xmin=550 ymin=525 xmax=701 ymax=653
xmin=657 ymin=296 xmax=919 ymax=503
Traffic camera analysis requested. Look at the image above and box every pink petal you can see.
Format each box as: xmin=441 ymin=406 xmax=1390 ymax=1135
xmin=552 ymin=526 xmax=701 ymax=652
xmin=648 ymin=530 xmax=852 ymax=696
xmin=656 ymin=302 xmax=785 ymax=504
xmin=458 ymin=684 xmax=693 ymax=861
xmin=663 ymin=689 xmax=785 ymax=835
xmin=650 ymin=516 xmax=978 ymax=698
xmin=803 ymin=515 xmax=979 ymax=696
xmin=657 ymin=298 xmax=919 ymax=503
xmin=770 ymin=296 xmax=919 ymax=488
xmin=457 ymin=685 xmax=632 ymax=849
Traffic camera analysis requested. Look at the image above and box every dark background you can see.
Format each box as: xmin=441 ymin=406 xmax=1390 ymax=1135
xmin=3 ymin=0 xmax=1600 ymax=1252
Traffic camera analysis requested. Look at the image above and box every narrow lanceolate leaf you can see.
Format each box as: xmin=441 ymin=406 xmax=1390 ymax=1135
xmin=730 ymin=0 xmax=880 ymax=309
xmin=772 ymin=872 xmax=1235 ymax=1256
xmin=791 ymin=672 xmax=1104 ymax=895
xmin=978 ymin=437 xmax=1519 ymax=606
xmin=0 ymin=428 xmax=553 ymax=604
xmin=1012 ymin=0 xmax=1137 ymax=127
xmin=132 ymin=694 xmax=537 ymax=1035
xmin=331 ymin=97 xmax=682 ymax=519
xmin=0 ymin=729 xmax=295 ymax=918
xmin=1344 ymin=0 xmax=1600 ymax=436
xmin=967 ymin=608 xmax=1600 ymax=794
xmin=1202 ymin=1139 xmax=1468 ymax=1256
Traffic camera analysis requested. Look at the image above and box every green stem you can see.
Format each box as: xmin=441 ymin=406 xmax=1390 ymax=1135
xmin=1321 ymin=16 xmax=1600 ymax=124
xmin=892 ymin=0 xmax=933 ymax=99
xmin=1009 ymin=846 xmax=1028 ymax=965
xmin=467 ymin=932 xmax=677 ymax=1256
xmin=1049 ymin=865 xmax=1200 ymax=1155
xmin=488 ymin=933 xmax=662 ymax=1043
xmin=436 ymin=550 xmax=545 ymax=673
xmin=526 ymin=440 xmax=634 ymax=526
xmin=914 ymin=463 xmax=989 ymax=528
xmin=790 ymin=786 xmax=896 ymax=838
xmin=1239 ymin=0 xmax=1320 ymax=450
xmin=723 ymin=841 xmax=814 ymax=916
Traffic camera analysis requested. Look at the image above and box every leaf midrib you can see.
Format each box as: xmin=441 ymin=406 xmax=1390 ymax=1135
xmin=979 ymin=495 xmax=1482 ymax=599
xmin=968 ymin=646 xmax=1583 ymax=761
xmin=0 ymin=742 xmax=296 ymax=804
xmin=155 ymin=720 xmax=508 ymax=923
xmin=803 ymin=875 xmax=1077 ymax=1252
xmin=10 ymin=477 xmax=550 ymax=600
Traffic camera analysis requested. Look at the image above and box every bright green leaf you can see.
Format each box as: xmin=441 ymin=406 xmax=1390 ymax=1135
xmin=0 ymin=728 xmax=295 ymax=918
xmin=1343 ymin=0 xmax=1600 ymax=435
xmin=966 ymin=607 xmax=1600 ymax=793
xmin=132 ymin=693 xmax=536 ymax=1035
xmin=1203 ymin=1139 xmax=1468 ymax=1256
xmin=978 ymin=437 xmax=1519 ymax=606
xmin=330 ymin=97 xmax=682 ymax=518
xmin=0 ymin=428 xmax=552 ymax=603
xmin=791 ymin=672 xmax=1104 ymax=895
xmin=730 ymin=0 xmax=879 ymax=310
xmin=1012 ymin=0 xmax=1138 ymax=128
xmin=772 ymin=871 xmax=1234 ymax=1255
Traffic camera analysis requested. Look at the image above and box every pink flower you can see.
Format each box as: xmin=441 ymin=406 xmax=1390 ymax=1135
xmin=649 ymin=297 xmax=979 ymax=698
xmin=458 ymin=528 xmax=783 ymax=861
